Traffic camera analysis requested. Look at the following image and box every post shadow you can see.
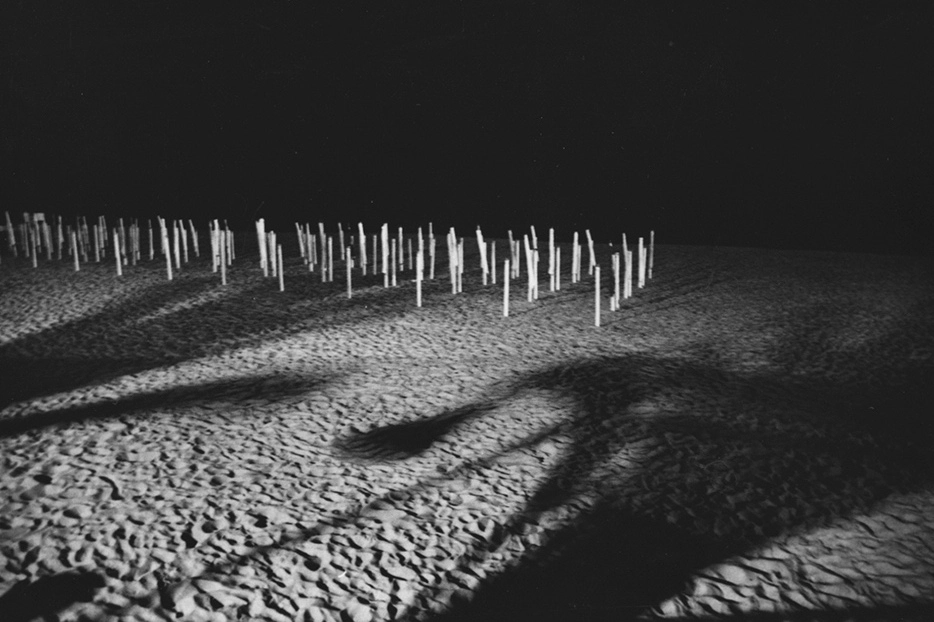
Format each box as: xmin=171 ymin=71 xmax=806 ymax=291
xmin=0 ymin=570 xmax=106 ymax=622
xmin=330 ymin=331 xmax=934 ymax=621
xmin=0 ymin=372 xmax=334 ymax=439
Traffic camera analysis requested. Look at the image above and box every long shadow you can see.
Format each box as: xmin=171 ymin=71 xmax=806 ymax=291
xmin=396 ymin=352 xmax=934 ymax=620
xmin=330 ymin=296 xmax=934 ymax=621
xmin=0 ymin=570 xmax=106 ymax=622
xmin=0 ymin=372 xmax=331 ymax=439
xmin=0 ymin=258 xmax=436 ymax=413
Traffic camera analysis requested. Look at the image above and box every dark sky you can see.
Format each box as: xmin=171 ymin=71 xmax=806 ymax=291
xmin=2 ymin=2 xmax=931 ymax=252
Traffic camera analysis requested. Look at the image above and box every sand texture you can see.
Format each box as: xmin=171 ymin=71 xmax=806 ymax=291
xmin=2 ymin=241 xmax=934 ymax=622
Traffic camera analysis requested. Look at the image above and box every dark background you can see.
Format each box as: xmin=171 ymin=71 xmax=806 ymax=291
xmin=2 ymin=1 xmax=931 ymax=252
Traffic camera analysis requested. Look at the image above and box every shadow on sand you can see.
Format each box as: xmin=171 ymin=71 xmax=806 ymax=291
xmin=337 ymin=338 xmax=934 ymax=619
xmin=0 ymin=571 xmax=106 ymax=622
xmin=0 ymin=372 xmax=332 ymax=439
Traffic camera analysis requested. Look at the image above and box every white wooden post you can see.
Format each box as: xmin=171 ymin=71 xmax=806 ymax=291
xmin=391 ymin=238 xmax=397 ymax=287
xmin=72 ymin=230 xmax=79 ymax=271
xmin=346 ymin=247 xmax=352 ymax=298
xmin=338 ymin=222 xmax=345 ymax=259
xmin=490 ymin=241 xmax=496 ymax=285
xmin=114 ymin=229 xmax=121 ymax=275
xmin=173 ymin=221 xmax=181 ymax=270
xmin=638 ymin=237 xmax=645 ymax=289
xmin=457 ymin=237 xmax=464 ymax=294
xmin=358 ymin=222 xmax=367 ymax=276
xmin=381 ymin=224 xmax=390 ymax=288
xmin=586 ymin=229 xmax=595 ymax=276
xmin=549 ymin=227 xmax=555 ymax=292
xmin=595 ymin=265 xmax=601 ymax=327
xmin=416 ymin=249 xmax=424 ymax=307
xmin=503 ymin=259 xmax=510 ymax=317
xmin=93 ymin=225 xmax=101 ymax=263
xmin=278 ymin=244 xmax=285 ymax=291
xmin=162 ymin=221 xmax=172 ymax=281
xmin=220 ymin=228 xmax=227 ymax=286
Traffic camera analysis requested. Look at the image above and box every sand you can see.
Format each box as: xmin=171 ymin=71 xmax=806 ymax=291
xmin=1 ymin=239 xmax=934 ymax=622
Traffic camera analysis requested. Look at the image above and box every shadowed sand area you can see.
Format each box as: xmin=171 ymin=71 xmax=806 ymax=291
xmin=1 ymin=241 xmax=933 ymax=621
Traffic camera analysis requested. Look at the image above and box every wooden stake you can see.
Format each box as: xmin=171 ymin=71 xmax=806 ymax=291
xmin=278 ymin=244 xmax=285 ymax=291
xmin=586 ymin=229 xmax=595 ymax=276
xmin=490 ymin=241 xmax=496 ymax=285
xmin=595 ymin=265 xmax=601 ymax=327
xmin=72 ymin=230 xmax=79 ymax=271
xmin=358 ymin=222 xmax=367 ymax=275
xmin=220 ymin=228 xmax=227 ymax=286
xmin=638 ymin=237 xmax=645 ymax=289
xmin=327 ymin=236 xmax=334 ymax=282
xmin=503 ymin=259 xmax=510 ymax=317
xmin=114 ymin=229 xmax=122 ymax=275
xmin=416 ymin=249 xmax=424 ymax=307
xmin=346 ymin=246 xmax=352 ymax=298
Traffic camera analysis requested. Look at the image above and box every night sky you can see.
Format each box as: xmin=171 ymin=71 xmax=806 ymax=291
xmin=2 ymin=2 xmax=931 ymax=252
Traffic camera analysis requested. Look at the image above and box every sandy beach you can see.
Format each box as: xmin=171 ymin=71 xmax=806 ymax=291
xmin=2 ymin=238 xmax=934 ymax=621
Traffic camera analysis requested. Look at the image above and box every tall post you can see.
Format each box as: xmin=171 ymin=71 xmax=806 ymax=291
xmin=72 ymin=230 xmax=79 ymax=271
xmin=503 ymin=259 xmax=510 ymax=317
xmin=278 ymin=244 xmax=285 ymax=291
xmin=638 ymin=237 xmax=645 ymax=289
xmin=358 ymin=222 xmax=367 ymax=275
xmin=490 ymin=241 xmax=496 ymax=285
xmin=346 ymin=246 xmax=352 ymax=299
xmin=220 ymin=228 xmax=227 ymax=286
xmin=595 ymin=265 xmax=601 ymax=327
xmin=586 ymin=229 xmax=595 ymax=276
xmin=114 ymin=229 xmax=122 ymax=275
xmin=416 ymin=249 xmax=424 ymax=307
xmin=549 ymin=228 xmax=556 ymax=292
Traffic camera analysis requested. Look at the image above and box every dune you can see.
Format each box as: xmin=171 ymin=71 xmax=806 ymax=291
xmin=1 ymin=239 xmax=933 ymax=622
